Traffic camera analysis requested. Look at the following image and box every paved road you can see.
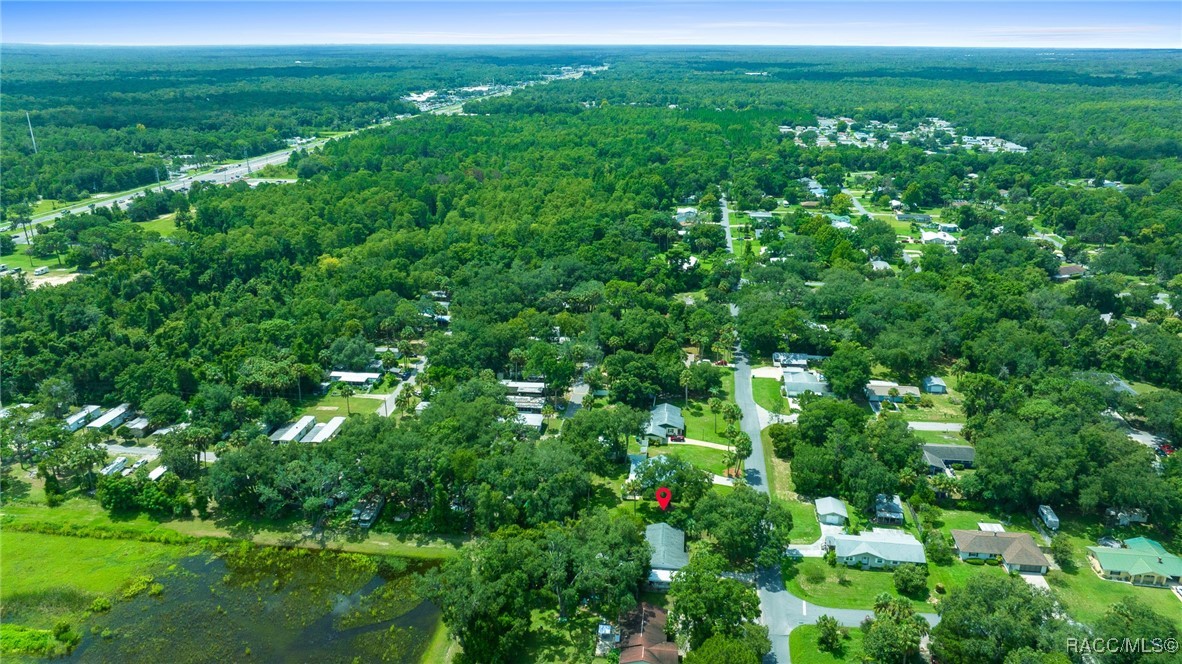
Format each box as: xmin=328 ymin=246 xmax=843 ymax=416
xmin=374 ymin=358 xmax=426 ymax=417
xmin=843 ymin=188 xmax=872 ymax=217
xmin=907 ymin=421 xmax=964 ymax=432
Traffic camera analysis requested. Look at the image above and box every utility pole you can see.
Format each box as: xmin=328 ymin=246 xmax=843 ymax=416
xmin=25 ymin=112 xmax=38 ymax=154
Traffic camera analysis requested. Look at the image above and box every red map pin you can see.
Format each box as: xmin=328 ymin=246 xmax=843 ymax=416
xmin=655 ymin=487 xmax=672 ymax=511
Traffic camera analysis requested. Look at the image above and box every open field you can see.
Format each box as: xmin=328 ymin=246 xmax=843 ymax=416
xmin=0 ymin=249 xmax=65 ymax=272
xmin=760 ymin=427 xmax=822 ymax=543
xmin=648 ymin=444 xmax=731 ymax=477
xmin=137 ymin=214 xmax=179 ymax=237
xmin=789 ymin=625 xmax=865 ymax=664
xmin=296 ymin=393 xmax=383 ymax=421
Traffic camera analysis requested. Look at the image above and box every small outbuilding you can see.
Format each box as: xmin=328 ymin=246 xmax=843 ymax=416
xmin=1038 ymin=505 xmax=1060 ymax=531
xmin=922 ymin=376 xmax=948 ymax=394
xmin=815 ymin=497 xmax=849 ymax=526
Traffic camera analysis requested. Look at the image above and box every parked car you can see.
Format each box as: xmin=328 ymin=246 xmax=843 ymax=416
xmin=1160 ymin=444 xmax=1175 ymax=456
xmin=669 ymin=434 xmax=685 ymax=442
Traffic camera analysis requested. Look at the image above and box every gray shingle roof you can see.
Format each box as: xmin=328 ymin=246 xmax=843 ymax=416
xmin=646 ymin=523 xmax=689 ymax=571
xmin=951 ymin=530 xmax=1049 ymax=568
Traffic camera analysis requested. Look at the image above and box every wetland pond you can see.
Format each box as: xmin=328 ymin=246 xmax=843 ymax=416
xmin=67 ymin=544 xmax=441 ymax=663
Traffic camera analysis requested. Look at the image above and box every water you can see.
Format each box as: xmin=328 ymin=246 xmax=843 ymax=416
xmin=66 ymin=547 xmax=441 ymax=663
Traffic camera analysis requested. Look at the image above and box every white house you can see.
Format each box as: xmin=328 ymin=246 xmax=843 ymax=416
xmin=301 ymin=416 xmax=347 ymax=443
xmin=88 ymin=404 xmax=131 ymax=431
xmin=921 ymin=231 xmax=957 ymax=246
xmin=329 ymin=371 xmax=381 ymax=386
xmin=125 ymin=417 xmax=153 ymax=438
xmin=270 ymin=415 xmax=317 ymax=443
xmin=826 ymin=528 xmax=926 ymax=569
xmin=64 ymin=405 xmax=102 ymax=432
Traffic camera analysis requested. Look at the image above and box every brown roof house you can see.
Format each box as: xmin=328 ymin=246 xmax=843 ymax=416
xmin=952 ymin=529 xmax=1050 ymax=574
xmin=618 ymin=603 xmax=679 ymax=664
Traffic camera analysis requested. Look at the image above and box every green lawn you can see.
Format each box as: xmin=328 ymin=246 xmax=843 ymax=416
xmin=650 ymin=444 xmax=730 ymax=477
xmin=138 ymin=214 xmax=179 ymax=237
xmin=752 ymin=377 xmax=790 ymax=414
xmin=681 ymin=370 xmax=735 ymax=445
xmin=909 ymin=429 xmax=967 ymax=446
xmin=789 ymin=625 xmax=865 ymax=664
xmin=0 ymin=248 xmax=65 ymax=272
xmin=784 ymin=557 xmax=1002 ymax=613
xmin=522 ymin=608 xmax=608 ymax=664
xmin=784 ymin=499 xmax=822 ymax=544
xmin=296 ymin=393 xmax=383 ymax=421
xmin=895 ymin=393 xmax=965 ymax=423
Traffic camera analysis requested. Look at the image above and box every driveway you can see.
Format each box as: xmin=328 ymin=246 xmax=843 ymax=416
xmin=907 ymin=421 xmax=964 ymax=432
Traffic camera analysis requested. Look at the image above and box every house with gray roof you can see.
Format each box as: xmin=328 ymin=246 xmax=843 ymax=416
xmin=814 ymin=497 xmax=848 ymax=526
xmin=646 ymin=523 xmax=689 ymax=590
xmin=644 ymin=404 xmax=685 ymax=442
xmin=782 ymin=366 xmax=831 ymax=397
xmin=874 ymin=493 xmax=906 ymax=525
xmin=922 ymin=376 xmax=947 ymax=394
xmin=923 ymin=444 xmax=975 ymax=474
xmin=826 ymin=528 xmax=926 ymax=568
xmin=864 ymin=380 xmax=920 ymax=404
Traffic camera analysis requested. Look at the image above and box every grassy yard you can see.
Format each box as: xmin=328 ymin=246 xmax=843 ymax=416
xmin=894 ymin=394 xmax=965 ymax=423
xmin=752 ymin=377 xmax=790 ymax=414
xmin=296 ymin=393 xmax=383 ymax=421
xmin=789 ymin=626 xmax=865 ymax=664
xmin=681 ymin=369 xmax=735 ymax=445
xmin=650 ymin=444 xmax=730 ymax=477
xmin=523 ymin=608 xmax=608 ymax=664
xmin=909 ymin=429 xmax=967 ymax=446
xmin=784 ymin=557 xmax=1003 ymax=613
xmin=1047 ymin=568 xmax=1182 ymax=630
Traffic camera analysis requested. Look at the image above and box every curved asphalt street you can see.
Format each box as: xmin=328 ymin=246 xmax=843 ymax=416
xmin=720 ymin=196 xmax=937 ymax=663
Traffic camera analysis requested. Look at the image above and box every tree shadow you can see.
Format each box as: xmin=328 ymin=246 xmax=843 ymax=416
xmin=0 ymin=470 xmax=32 ymax=503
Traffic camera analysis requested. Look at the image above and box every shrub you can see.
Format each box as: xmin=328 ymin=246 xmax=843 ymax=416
xmin=825 ymin=549 xmax=837 ymax=567
xmin=816 ymin=615 xmax=844 ymax=652
xmin=985 ymin=556 xmax=1001 ymax=566
xmin=804 ymin=565 xmax=827 ymax=585
xmin=89 ymin=597 xmax=112 ymax=613
xmin=965 ymin=557 xmax=985 ymax=566
xmin=893 ymin=563 xmax=929 ymax=597
xmin=935 ymin=583 xmax=946 ymax=594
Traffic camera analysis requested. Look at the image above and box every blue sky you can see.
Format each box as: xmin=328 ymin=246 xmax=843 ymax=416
xmin=2 ymin=1 xmax=1179 ymax=48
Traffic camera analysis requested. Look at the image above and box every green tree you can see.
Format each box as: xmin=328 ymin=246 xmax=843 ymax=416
xmin=142 ymin=393 xmax=186 ymax=428
xmin=668 ymin=553 xmax=761 ymax=649
xmin=1049 ymin=534 xmax=1076 ymax=573
xmin=931 ymin=574 xmax=1061 ymax=664
xmin=821 ymin=341 xmax=872 ymax=399
xmin=1094 ymin=599 xmax=1179 ymax=664
xmin=863 ymin=593 xmax=930 ymax=664
xmin=892 ymin=563 xmax=929 ymax=598
xmin=37 ymin=377 xmax=76 ymax=418
xmin=694 ymin=485 xmax=792 ymax=567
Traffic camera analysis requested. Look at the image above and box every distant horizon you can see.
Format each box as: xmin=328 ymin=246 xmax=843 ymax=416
xmin=3 ymin=1 xmax=1179 ymax=49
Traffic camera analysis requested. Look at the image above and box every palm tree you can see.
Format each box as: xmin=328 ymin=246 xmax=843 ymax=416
xmin=337 ymin=383 xmax=356 ymax=415
xmin=680 ymin=369 xmax=692 ymax=406
xmin=708 ymin=397 xmax=722 ymax=433
xmin=732 ymin=431 xmax=753 ymax=473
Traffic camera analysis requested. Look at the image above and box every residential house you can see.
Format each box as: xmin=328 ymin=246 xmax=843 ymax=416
xmin=1054 ymin=265 xmax=1088 ymax=281
xmin=830 ymin=219 xmax=856 ymax=231
xmin=937 ymin=222 xmax=960 ymax=233
xmin=869 ymin=260 xmax=893 ymax=272
xmin=88 ymin=403 xmax=131 ymax=431
xmin=782 ymin=366 xmax=831 ymax=397
xmin=771 ymin=352 xmax=790 ymax=367
xmin=922 ymin=444 xmax=975 ymax=475
xmin=952 ymin=529 xmax=1050 ymax=574
xmin=864 ymin=380 xmax=920 ymax=404
xmin=507 ymin=395 xmax=545 ymax=412
xmin=922 ymin=376 xmax=948 ymax=394
xmin=270 ymin=415 xmax=317 ymax=443
xmin=674 ymin=207 xmax=698 ymax=224
xmin=644 ymin=403 xmax=685 ymax=443
xmin=147 ymin=466 xmax=168 ymax=482
xmin=826 ymin=528 xmax=926 ymax=569
xmin=500 ymin=380 xmax=546 ymax=396
xmin=125 ymin=417 xmax=153 ymax=438
xmin=329 ymin=371 xmax=381 ymax=387
xmin=800 ymin=201 xmax=820 ymax=209
xmin=618 ymin=603 xmax=679 ymax=664
xmin=815 ymin=497 xmax=849 ymax=526
xmin=920 ymin=231 xmax=957 ymax=245
xmin=1086 ymin=538 xmax=1182 ymax=587
xmin=897 ymin=213 xmax=933 ymax=223
xmin=64 ymin=405 xmax=102 ymax=432
xmin=646 ymin=523 xmax=689 ymax=590
xmin=301 ymin=416 xmax=347 ymax=444
xmin=874 ymin=493 xmax=906 ymax=525
xmin=516 ymin=412 xmax=545 ymax=432
xmin=1038 ymin=505 xmax=1060 ymax=531
xmin=747 ymin=211 xmax=774 ymax=222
